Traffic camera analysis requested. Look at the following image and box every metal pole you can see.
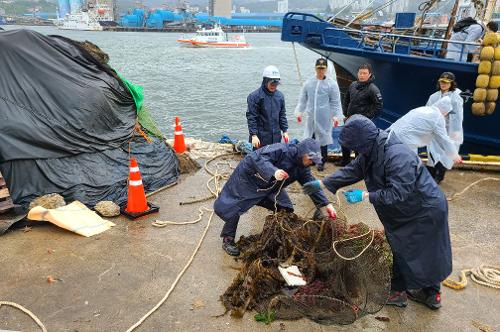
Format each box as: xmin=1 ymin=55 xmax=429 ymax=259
xmin=440 ymin=0 xmax=461 ymax=58
xmin=328 ymin=0 xmax=358 ymax=22
xmin=345 ymin=0 xmax=377 ymax=28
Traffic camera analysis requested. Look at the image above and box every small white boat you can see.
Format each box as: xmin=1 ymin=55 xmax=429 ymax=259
xmin=177 ymin=24 xmax=249 ymax=48
xmin=58 ymin=4 xmax=113 ymax=31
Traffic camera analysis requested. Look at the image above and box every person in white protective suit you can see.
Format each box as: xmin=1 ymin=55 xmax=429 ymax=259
xmin=426 ymin=72 xmax=464 ymax=183
xmin=389 ymin=97 xmax=461 ymax=169
xmin=294 ymin=58 xmax=343 ymax=172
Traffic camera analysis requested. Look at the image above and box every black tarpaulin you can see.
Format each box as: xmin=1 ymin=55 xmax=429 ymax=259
xmin=0 ymin=29 xmax=179 ymax=207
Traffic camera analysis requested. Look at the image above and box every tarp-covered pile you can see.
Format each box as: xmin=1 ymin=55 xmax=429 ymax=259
xmin=0 ymin=29 xmax=179 ymax=207
xmin=222 ymin=211 xmax=392 ymax=325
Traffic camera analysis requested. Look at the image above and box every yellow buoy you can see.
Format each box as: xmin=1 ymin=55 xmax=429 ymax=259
xmin=492 ymin=61 xmax=500 ymax=75
xmin=495 ymin=46 xmax=500 ymax=60
xmin=480 ymin=46 xmax=495 ymax=61
xmin=483 ymin=32 xmax=498 ymax=46
xmin=488 ymin=75 xmax=500 ymax=88
xmin=473 ymin=88 xmax=487 ymax=102
xmin=476 ymin=74 xmax=490 ymax=88
xmin=471 ymin=102 xmax=486 ymax=116
xmin=478 ymin=60 xmax=492 ymax=74
xmin=486 ymin=102 xmax=496 ymax=115
xmin=487 ymin=88 xmax=499 ymax=101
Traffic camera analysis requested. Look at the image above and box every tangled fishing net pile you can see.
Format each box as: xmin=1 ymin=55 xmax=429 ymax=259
xmin=222 ymin=211 xmax=392 ymax=325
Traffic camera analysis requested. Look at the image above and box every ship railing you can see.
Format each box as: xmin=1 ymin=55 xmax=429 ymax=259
xmin=324 ymin=26 xmax=480 ymax=61
xmin=282 ymin=12 xmax=480 ymax=62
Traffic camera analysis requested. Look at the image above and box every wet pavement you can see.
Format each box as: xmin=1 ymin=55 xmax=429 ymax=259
xmin=0 ymin=157 xmax=499 ymax=332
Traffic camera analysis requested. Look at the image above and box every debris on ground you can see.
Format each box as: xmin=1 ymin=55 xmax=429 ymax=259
xmin=177 ymin=153 xmax=201 ymax=174
xmin=94 ymin=201 xmax=121 ymax=217
xmin=29 ymin=193 xmax=66 ymax=210
xmin=222 ymin=211 xmax=392 ymax=325
xmin=375 ymin=316 xmax=390 ymax=322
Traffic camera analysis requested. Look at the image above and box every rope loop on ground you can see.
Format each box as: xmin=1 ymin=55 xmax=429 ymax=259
xmin=447 ymin=177 xmax=499 ymax=201
xmin=0 ymin=301 xmax=47 ymax=332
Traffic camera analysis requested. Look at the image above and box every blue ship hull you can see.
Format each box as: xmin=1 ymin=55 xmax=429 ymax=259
xmin=282 ymin=13 xmax=500 ymax=156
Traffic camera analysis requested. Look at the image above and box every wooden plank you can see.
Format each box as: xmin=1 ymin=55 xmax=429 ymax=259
xmin=0 ymin=188 xmax=10 ymax=199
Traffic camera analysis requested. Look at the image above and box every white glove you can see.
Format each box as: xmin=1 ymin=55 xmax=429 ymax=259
xmin=251 ymin=135 xmax=260 ymax=148
xmin=274 ymin=169 xmax=289 ymax=181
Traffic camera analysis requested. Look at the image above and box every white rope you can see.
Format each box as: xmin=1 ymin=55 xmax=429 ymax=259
xmin=292 ymin=42 xmax=304 ymax=87
xmin=0 ymin=301 xmax=47 ymax=332
xmin=332 ymin=230 xmax=375 ymax=261
xmin=447 ymin=177 xmax=500 ymax=201
xmin=125 ymin=208 xmax=214 ymax=332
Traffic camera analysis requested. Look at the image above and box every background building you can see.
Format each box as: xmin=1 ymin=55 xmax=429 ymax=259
xmin=209 ymin=0 xmax=231 ymax=18
xmin=277 ymin=0 xmax=288 ymax=14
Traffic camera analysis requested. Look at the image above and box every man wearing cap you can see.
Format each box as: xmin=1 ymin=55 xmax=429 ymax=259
xmin=246 ymin=65 xmax=289 ymax=150
xmin=338 ymin=63 xmax=383 ymax=166
xmin=214 ymin=138 xmax=336 ymax=256
xmin=426 ymin=72 xmax=464 ymax=183
xmin=295 ymin=58 xmax=343 ymax=172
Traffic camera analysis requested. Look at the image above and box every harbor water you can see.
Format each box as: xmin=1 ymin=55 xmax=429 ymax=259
xmin=4 ymin=26 xmax=322 ymax=143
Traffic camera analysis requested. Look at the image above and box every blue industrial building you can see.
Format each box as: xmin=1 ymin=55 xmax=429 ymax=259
xmin=119 ymin=9 xmax=283 ymax=29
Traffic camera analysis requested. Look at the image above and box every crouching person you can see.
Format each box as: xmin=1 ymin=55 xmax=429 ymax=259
xmin=214 ymin=138 xmax=336 ymax=256
xmin=302 ymin=115 xmax=452 ymax=310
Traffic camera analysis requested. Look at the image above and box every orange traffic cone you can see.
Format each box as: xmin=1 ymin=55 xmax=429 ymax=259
xmin=173 ymin=116 xmax=186 ymax=153
xmin=122 ymin=158 xmax=159 ymax=219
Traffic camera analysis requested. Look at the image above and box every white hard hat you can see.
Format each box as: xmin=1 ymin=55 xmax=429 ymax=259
xmin=262 ymin=65 xmax=280 ymax=79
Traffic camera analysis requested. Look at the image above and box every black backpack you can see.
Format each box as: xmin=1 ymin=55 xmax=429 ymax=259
xmin=453 ymin=17 xmax=482 ymax=33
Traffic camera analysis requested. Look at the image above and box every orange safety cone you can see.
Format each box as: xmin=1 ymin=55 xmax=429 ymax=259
xmin=122 ymin=158 xmax=159 ymax=219
xmin=125 ymin=158 xmax=148 ymax=213
xmin=173 ymin=116 xmax=186 ymax=153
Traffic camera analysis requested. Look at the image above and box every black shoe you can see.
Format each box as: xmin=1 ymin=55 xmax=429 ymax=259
xmin=407 ymin=289 xmax=441 ymax=310
xmin=222 ymin=237 xmax=240 ymax=256
xmin=317 ymin=163 xmax=325 ymax=172
xmin=386 ymin=290 xmax=408 ymax=308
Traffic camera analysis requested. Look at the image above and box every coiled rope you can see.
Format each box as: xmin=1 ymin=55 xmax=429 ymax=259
xmin=443 ymin=265 xmax=500 ymax=290
xmin=0 ymin=301 xmax=47 ymax=332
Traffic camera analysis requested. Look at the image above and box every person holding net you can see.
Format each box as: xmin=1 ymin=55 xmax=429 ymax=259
xmin=214 ymin=138 xmax=337 ymax=257
xmin=303 ymin=115 xmax=452 ymax=310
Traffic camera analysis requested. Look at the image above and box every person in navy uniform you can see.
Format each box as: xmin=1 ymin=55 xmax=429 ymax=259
xmin=303 ymin=115 xmax=452 ymax=310
xmin=246 ymin=65 xmax=289 ymax=149
xmin=214 ymin=138 xmax=336 ymax=256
